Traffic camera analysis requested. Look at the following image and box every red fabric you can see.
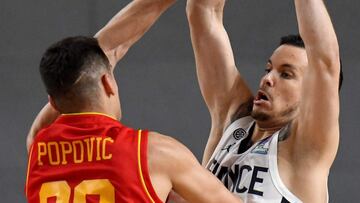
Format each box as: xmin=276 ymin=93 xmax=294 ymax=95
xmin=25 ymin=114 xmax=162 ymax=203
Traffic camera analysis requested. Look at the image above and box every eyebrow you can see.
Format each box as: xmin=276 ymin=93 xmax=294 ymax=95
xmin=267 ymin=59 xmax=296 ymax=69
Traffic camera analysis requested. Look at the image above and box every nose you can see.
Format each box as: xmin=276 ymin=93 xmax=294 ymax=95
xmin=261 ymin=72 xmax=274 ymax=87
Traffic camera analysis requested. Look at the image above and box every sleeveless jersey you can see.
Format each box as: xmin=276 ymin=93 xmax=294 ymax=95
xmin=206 ymin=116 xmax=302 ymax=203
xmin=25 ymin=113 xmax=162 ymax=203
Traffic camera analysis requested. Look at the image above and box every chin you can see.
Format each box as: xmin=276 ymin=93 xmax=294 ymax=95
xmin=251 ymin=110 xmax=271 ymax=121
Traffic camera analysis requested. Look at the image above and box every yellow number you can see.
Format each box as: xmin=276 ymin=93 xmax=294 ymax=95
xmin=39 ymin=181 xmax=70 ymax=203
xmin=74 ymin=179 xmax=115 ymax=202
xmin=39 ymin=179 xmax=115 ymax=203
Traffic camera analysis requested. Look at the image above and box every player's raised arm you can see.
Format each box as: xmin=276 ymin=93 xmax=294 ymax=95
xmin=148 ymin=132 xmax=242 ymax=203
xmin=27 ymin=0 xmax=176 ymax=150
xmin=186 ymin=0 xmax=253 ymax=165
xmin=292 ymin=0 xmax=340 ymax=166
xmin=26 ymin=103 xmax=59 ymax=152
xmin=95 ymin=0 xmax=176 ymax=67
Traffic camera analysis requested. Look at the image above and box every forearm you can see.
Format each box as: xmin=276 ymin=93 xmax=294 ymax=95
xmin=27 ymin=103 xmax=60 ymax=152
xmin=96 ymin=0 xmax=176 ymax=66
xmin=295 ymin=0 xmax=339 ymax=65
xmin=186 ymin=0 xmax=241 ymax=110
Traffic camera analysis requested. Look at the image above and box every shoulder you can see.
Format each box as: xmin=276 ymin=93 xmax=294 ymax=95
xmin=147 ymin=131 xmax=199 ymax=173
xmin=147 ymin=131 xmax=195 ymax=161
xmin=33 ymin=124 xmax=57 ymax=141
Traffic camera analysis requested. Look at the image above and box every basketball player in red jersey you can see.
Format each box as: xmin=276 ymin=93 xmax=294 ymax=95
xmin=25 ymin=0 xmax=242 ymax=202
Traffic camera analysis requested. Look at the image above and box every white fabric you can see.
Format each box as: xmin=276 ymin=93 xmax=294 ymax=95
xmin=206 ymin=116 xmax=302 ymax=203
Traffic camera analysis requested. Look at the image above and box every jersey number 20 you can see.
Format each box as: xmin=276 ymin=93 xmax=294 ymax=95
xmin=40 ymin=179 xmax=115 ymax=202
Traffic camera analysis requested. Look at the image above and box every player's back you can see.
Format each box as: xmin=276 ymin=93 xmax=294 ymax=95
xmin=26 ymin=113 xmax=162 ymax=203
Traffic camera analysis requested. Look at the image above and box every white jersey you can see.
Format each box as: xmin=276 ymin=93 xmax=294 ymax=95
xmin=206 ymin=116 xmax=302 ymax=203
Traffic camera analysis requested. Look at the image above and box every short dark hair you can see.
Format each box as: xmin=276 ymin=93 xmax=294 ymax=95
xmin=40 ymin=36 xmax=111 ymax=108
xmin=279 ymin=34 xmax=343 ymax=91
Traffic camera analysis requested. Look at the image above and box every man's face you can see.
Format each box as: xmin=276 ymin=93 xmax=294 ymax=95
xmin=252 ymin=45 xmax=308 ymax=126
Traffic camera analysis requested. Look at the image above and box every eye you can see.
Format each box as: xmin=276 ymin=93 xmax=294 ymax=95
xmin=280 ymin=72 xmax=291 ymax=79
xmin=265 ymin=68 xmax=271 ymax=74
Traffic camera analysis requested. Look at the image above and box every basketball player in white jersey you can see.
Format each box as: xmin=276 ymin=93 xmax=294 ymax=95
xmin=186 ymin=0 xmax=341 ymax=202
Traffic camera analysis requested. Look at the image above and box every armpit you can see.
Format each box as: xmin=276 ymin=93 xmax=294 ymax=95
xmin=230 ymin=97 xmax=254 ymax=123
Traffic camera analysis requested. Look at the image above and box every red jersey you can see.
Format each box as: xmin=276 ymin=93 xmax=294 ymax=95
xmin=25 ymin=113 xmax=163 ymax=203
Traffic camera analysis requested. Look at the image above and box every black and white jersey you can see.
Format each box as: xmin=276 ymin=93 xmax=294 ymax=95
xmin=206 ymin=116 xmax=303 ymax=203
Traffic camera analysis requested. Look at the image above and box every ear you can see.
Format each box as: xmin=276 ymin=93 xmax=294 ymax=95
xmin=48 ymin=95 xmax=60 ymax=112
xmin=101 ymin=73 xmax=115 ymax=96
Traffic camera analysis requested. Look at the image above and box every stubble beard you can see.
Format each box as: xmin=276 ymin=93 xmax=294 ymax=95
xmin=251 ymin=110 xmax=271 ymax=121
xmin=251 ymin=102 xmax=299 ymax=123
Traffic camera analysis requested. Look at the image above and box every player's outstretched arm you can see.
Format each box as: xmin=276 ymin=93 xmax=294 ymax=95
xmin=26 ymin=103 xmax=59 ymax=152
xmin=186 ymin=0 xmax=253 ymax=165
xmin=293 ymin=0 xmax=340 ymax=164
xmin=27 ymin=0 xmax=176 ymax=151
xmin=148 ymin=132 xmax=242 ymax=203
xmin=95 ymin=0 xmax=176 ymax=67
xmin=289 ymin=0 xmax=340 ymax=201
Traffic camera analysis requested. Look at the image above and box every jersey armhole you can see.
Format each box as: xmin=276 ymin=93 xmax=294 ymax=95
xmin=25 ymin=145 xmax=34 ymax=197
xmin=206 ymin=116 xmax=255 ymax=167
xmin=137 ymin=130 xmax=163 ymax=203
xmin=269 ymin=133 xmax=303 ymax=203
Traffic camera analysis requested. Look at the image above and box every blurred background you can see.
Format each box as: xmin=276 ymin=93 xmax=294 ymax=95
xmin=0 ymin=0 xmax=359 ymax=202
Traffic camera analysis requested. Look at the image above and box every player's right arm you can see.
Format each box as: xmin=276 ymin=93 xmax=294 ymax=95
xmin=148 ymin=132 xmax=242 ymax=203
xmin=186 ymin=0 xmax=253 ymax=165
xmin=95 ymin=0 xmax=176 ymax=68
xmin=27 ymin=0 xmax=176 ymax=151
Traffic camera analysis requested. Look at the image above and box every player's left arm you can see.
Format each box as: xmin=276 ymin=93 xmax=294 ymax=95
xmin=293 ymin=0 xmax=340 ymax=167
xmin=95 ymin=0 xmax=176 ymax=68
xmin=26 ymin=103 xmax=60 ymax=152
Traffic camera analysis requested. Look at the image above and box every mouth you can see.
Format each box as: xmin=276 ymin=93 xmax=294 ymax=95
xmin=254 ymin=90 xmax=270 ymax=102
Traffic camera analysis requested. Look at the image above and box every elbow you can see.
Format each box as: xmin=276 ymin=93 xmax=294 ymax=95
xmin=186 ymin=0 xmax=200 ymax=24
xmin=139 ymin=0 xmax=176 ymax=14
xmin=157 ymin=0 xmax=176 ymax=10
xmin=186 ymin=0 xmax=224 ymax=23
xmin=308 ymin=42 xmax=340 ymax=78
xmin=133 ymin=0 xmax=176 ymax=15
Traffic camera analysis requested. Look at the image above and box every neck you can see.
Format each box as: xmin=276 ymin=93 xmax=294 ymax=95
xmin=252 ymin=121 xmax=286 ymax=142
xmin=61 ymin=104 xmax=119 ymax=120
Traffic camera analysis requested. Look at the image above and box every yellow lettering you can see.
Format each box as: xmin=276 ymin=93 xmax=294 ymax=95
xmin=102 ymin=137 xmax=113 ymax=160
xmin=60 ymin=141 xmax=72 ymax=165
xmin=84 ymin=137 xmax=95 ymax=162
xmin=96 ymin=137 xmax=102 ymax=161
xmin=73 ymin=140 xmax=84 ymax=164
xmin=36 ymin=136 xmax=113 ymax=166
xmin=37 ymin=142 xmax=47 ymax=166
xmin=48 ymin=142 xmax=60 ymax=165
